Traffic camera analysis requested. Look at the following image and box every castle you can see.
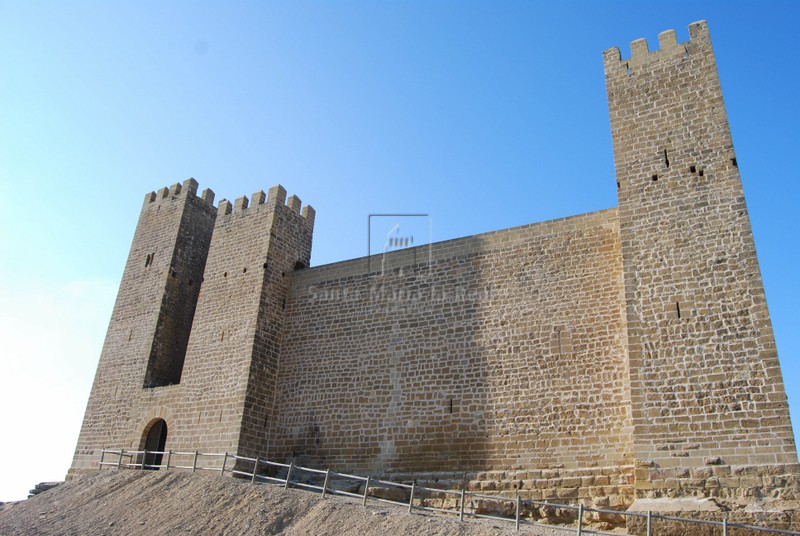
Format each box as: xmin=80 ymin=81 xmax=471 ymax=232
xmin=70 ymin=21 xmax=798 ymax=518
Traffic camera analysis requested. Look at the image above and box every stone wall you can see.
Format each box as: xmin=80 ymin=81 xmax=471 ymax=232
xmin=269 ymin=209 xmax=633 ymax=474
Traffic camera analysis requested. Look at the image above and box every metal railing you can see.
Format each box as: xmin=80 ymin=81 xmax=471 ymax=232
xmin=98 ymin=449 xmax=799 ymax=535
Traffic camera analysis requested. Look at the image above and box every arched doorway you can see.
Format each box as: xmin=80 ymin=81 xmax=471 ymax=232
xmin=142 ymin=419 xmax=168 ymax=470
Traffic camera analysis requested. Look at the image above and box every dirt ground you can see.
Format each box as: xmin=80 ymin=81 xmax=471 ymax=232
xmin=0 ymin=471 xmax=569 ymax=535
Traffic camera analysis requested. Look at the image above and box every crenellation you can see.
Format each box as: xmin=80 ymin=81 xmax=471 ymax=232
xmin=201 ymin=188 xmax=215 ymax=205
xmin=630 ymin=38 xmax=649 ymax=60
xmin=233 ymin=195 xmax=249 ymax=212
xmin=689 ymin=19 xmax=710 ymax=41
xmin=658 ymin=29 xmax=678 ymax=50
xmin=144 ymin=179 xmax=216 ymax=210
xmin=69 ymin=20 xmax=797 ymax=529
xmin=301 ymin=204 xmax=316 ymax=227
xmin=218 ymin=199 xmax=232 ymax=215
xmin=181 ymin=178 xmax=198 ymax=197
xmin=267 ymin=184 xmax=287 ymax=206
xmin=287 ymin=194 xmax=302 ymax=214
xmin=251 ymin=190 xmax=266 ymax=206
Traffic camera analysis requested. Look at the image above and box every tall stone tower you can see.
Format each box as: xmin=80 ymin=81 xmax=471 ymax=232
xmin=70 ymin=179 xmax=217 ymax=473
xmin=604 ymin=20 xmax=796 ymax=479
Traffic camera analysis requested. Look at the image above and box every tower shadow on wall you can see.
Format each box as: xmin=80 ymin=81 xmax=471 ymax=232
xmin=265 ymin=209 xmax=631 ymax=480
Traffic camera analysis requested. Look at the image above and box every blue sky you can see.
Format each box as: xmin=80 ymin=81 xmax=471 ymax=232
xmin=1 ymin=1 xmax=798 ymax=501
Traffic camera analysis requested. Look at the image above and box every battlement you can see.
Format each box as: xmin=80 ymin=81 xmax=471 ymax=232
xmin=142 ymin=178 xmax=216 ymax=210
xmin=216 ymin=183 xmax=315 ymax=228
xmin=603 ymin=20 xmax=710 ymax=71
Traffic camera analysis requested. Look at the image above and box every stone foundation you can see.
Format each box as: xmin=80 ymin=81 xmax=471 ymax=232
xmin=627 ymin=511 xmax=800 ymax=536
xmin=635 ymin=462 xmax=800 ymax=508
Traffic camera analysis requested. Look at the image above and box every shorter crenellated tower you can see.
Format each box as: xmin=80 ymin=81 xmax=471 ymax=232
xmin=174 ymin=185 xmax=315 ymax=457
xmin=69 ymin=181 xmax=314 ymax=474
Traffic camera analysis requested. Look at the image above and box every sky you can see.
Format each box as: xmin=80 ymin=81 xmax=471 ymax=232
xmin=1 ymin=1 xmax=798 ymax=502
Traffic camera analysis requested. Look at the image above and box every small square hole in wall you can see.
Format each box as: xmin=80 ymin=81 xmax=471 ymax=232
xmin=669 ymin=299 xmax=692 ymax=320
xmin=652 ymin=174 xmax=659 ymax=182
xmin=690 ymin=165 xmax=697 ymax=173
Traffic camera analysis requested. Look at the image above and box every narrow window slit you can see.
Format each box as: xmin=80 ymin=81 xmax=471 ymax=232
xmin=626 ymin=63 xmax=631 ymax=77
xmin=664 ymin=149 xmax=670 ymax=168
xmin=220 ymin=331 xmax=225 ymax=342
xmin=449 ymin=398 xmax=454 ymax=414
xmin=676 ymin=302 xmax=682 ymax=319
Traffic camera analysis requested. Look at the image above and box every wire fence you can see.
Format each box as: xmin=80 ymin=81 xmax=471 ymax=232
xmin=98 ymin=449 xmax=799 ymax=536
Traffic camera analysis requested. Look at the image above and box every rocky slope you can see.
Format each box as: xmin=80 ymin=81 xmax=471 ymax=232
xmin=0 ymin=471 xmax=567 ymax=535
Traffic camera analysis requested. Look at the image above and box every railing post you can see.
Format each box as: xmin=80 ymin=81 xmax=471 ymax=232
xmin=166 ymin=449 xmax=172 ymax=470
xmin=221 ymin=452 xmax=228 ymax=476
xmin=515 ymin=494 xmax=521 ymax=531
xmin=141 ymin=450 xmax=147 ymax=470
xmin=252 ymin=458 xmax=259 ymax=484
xmin=408 ymin=482 xmax=416 ymax=514
xmin=322 ymin=469 xmax=330 ymax=498
xmin=192 ymin=451 xmax=198 ymax=473
xmin=459 ymin=489 xmax=466 ymax=521
xmin=646 ymin=510 xmax=652 ymax=536
xmin=577 ymin=503 xmax=584 ymax=535
xmin=363 ymin=476 xmax=371 ymax=506
xmin=723 ymin=517 xmax=728 ymax=536
xmin=118 ymin=449 xmax=124 ymax=470
xmin=99 ymin=449 xmax=105 ymax=469
xmin=285 ymin=462 xmax=294 ymax=489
